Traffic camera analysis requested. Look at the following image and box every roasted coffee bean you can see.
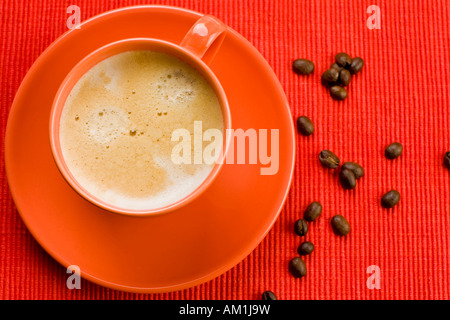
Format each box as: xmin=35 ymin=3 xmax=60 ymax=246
xmin=294 ymin=219 xmax=309 ymax=236
xmin=331 ymin=215 xmax=351 ymax=236
xmin=289 ymin=257 xmax=307 ymax=278
xmin=297 ymin=116 xmax=314 ymax=136
xmin=444 ymin=151 xmax=450 ymax=170
xmin=342 ymin=162 xmax=364 ymax=179
xmin=303 ymin=201 xmax=323 ymax=222
xmin=349 ymin=57 xmax=364 ymax=74
xmin=297 ymin=241 xmax=315 ymax=255
xmin=262 ymin=291 xmax=277 ymax=300
xmin=292 ymin=59 xmax=315 ymax=75
xmin=381 ymin=190 xmax=401 ymax=208
xmin=385 ymin=142 xmax=403 ymax=159
xmin=330 ymin=86 xmax=348 ymax=100
xmin=339 ymin=69 xmax=351 ymax=86
xmin=319 ymin=150 xmax=340 ymax=169
xmin=321 ymin=68 xmax=339 ymax=87
xmin=330 ymin=63 xmax=343 ymax=72
xmin=335 ymin=52 xmax=352 ymax=68
xmin=339 ymin=168 xmax=357 ymax=189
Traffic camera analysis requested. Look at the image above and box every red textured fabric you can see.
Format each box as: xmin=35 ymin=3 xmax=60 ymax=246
xmin=1 ymin=0 xmax=449 ymax=300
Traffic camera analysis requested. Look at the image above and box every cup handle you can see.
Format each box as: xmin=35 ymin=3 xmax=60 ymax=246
xmin=180 ymin=15 xmax=227 ymax=62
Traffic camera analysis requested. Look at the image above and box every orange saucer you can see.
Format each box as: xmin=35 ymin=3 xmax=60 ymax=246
xmin=5 ymin=5 xmax=295 ymax=293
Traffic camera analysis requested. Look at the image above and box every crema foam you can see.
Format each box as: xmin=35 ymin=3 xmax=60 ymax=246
xmin=59 ymin=51 xmax=223 ymax=210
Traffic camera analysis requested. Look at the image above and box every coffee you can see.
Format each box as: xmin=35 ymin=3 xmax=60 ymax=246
xmin=296 ymin=116 xmax=314 ymax=136
xmin=59 ymin=50 xmax=224 ymax=210
xmin=329 ymin=85 xmax=348 ymax=101
xmin=338 ymin=69 xmax=351 ymax=86
xmin=339 ymin=162 xmax=364 ymax=190
xmin=321 ymin=68 xmax=339 ymax=87
xmin=385 ymin=142 xmax=403 ymax=159
xmin=289 ymin=257 xmax=307 ymax=278
xmin=335 ymin=52 xmax=352 ymax=68
xmin=297 ymin=241 xmax=315 ymax=256
xmin=341 ymin=162 xmax=364 ymax=179
xmin=349 ymin=57 xmax=364 ymax=74
xmin=445 ymin=152 xmax=450 ymax=170
xmin=261 ymin=291 xmax=277 ymax=300
xmin=331 ymin=215 xmax=351 ymax=236
xmin=292 ymin=59 xmax=315 ymax=75
xmin=294 ymin=219 xmax=309 ymax=236
xmin=339 ymin=168 xmax=357 ymax=189
xmin=381 ymin=190 xmax=401 ymax=208
xmin=303 ymin=201 xmax=322 ymax=222
xmin=319 ymin=149 xmax=340 ymax=169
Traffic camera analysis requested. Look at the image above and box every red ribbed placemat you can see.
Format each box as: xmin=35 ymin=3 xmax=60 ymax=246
xmin=1 ymin=0 xmax=449 ymax=300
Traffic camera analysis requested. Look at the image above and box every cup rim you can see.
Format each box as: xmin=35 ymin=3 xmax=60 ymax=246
xmin=49 ymin=38 xmax=232 ymax=217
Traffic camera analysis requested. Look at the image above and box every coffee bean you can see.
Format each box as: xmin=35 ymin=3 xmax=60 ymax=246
xmin=331 ymin=215 xmax=351 ymax=236
xmin=297 ymin=241 xmax=315 ymax=255
xmin=319 ymin=150 xmax=340 ymax=169
xmin=444 ymin=151 xmax=450 ymax=170
xmin=297 ymin=116 xmax=314 ymax=136
xmin=330 ymin=86 xmax=348 ymax=101
xmin=349 ymin=57 xmax=364 ymax=74
xmin=289 ymin=257 xmax=307 ymax=278
xmin=330 ymin=63 xmax=343 ymax=72
xmin=339 ymin=168 xmax=357 ymax=189
xmin=294 ymin=219 xmax=309 ymax=236
xmin=321 ymin=68 xmax=339 ymax=87
xmin=335 ymin=52 xmax=352 ymax=68
xmin=292 ymin=59 xmax=315 ymax=75
xmin=339 ymin=69 xmax=351 ymax=86
xmin=341 ymin=162 xmax=364 ymax=179
xmin=262 ymin=291 xmax=277 ymax=300
xmin=381 ymin=190 xmax=400 ymax=208
xmin=303 ymin=201 xmax=322 ymax=222
xmin=385 ymin=142 xmax=403 ymax=159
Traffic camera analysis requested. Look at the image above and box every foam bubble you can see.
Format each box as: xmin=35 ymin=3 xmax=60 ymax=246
xmin=82 ymin=108 xmax=128 ymax=144
xmin=152 ymin=70 xmax=196 ymax=104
